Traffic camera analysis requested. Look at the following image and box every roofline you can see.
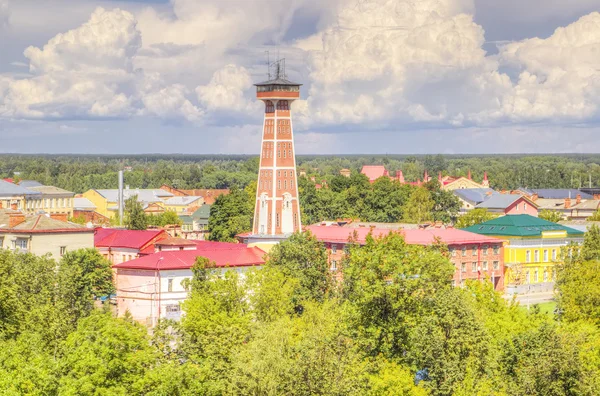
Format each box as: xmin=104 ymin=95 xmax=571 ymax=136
xmin=0 ymin=228 xmax=93 ymax=234
xmin=113 ymin=261 xmax=264 ymax=270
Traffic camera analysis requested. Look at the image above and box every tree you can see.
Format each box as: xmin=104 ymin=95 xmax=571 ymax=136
xmin=455 ymin=208 xmax=496 ymax=228
xmin=402 ymin=187 xmax=434 ymax=223
xmin=267 ymin=231 xmax=332 ymax=311
xmin=580 ymin=224 xmax=600 ymax=261
xmin=424 ymin=180 xmax=461 ymax=224
xmin=556 ymin=259 xmax=600 ymax=324
xmin=124 ymin=195 xmax=147 ymax=230
xmin=208 ymin=186 xmax=253 ymax=242
xmin=539 ymin=210 xmax=563 ymax=223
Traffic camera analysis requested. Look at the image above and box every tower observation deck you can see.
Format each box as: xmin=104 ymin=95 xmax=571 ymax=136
xmin=248 ymin=59 xmax=302 ymax=247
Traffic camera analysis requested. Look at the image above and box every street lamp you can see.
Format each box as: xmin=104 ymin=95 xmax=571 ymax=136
xmin=153 ymin=256 xmax=164 ymax=326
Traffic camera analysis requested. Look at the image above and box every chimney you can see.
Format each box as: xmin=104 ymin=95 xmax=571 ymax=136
xmin=467 ymin=170 xmax=472 ymax=180
xmin=576 ymin=194 xmax=582 ymax=205
xmin=396 ymin=170 xmax=405 ymax=184
xmin=564 ymin=198 xmax=571 ymax=209
xmin=9 ymin=213 xmax=26 ymax=228
xmin=438 ymin=171 xmax=443 ymax=183
xmin=424 ymin=170 xmax=429 ymax=182
xmin=482 ymin=171 xmax=489 ymax=187
xmin=50 ymin=213 xmax=68 ymax=222
xmin=531 ymin=193 xmax=538 ymax=202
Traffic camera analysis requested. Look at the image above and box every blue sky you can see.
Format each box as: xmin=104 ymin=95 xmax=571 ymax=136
xmin=1 ymin=0 xmax=600 ymax=154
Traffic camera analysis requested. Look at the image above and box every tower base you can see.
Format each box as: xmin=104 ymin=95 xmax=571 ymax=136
xmin=237 ymin=233 xmax=292 ymax=253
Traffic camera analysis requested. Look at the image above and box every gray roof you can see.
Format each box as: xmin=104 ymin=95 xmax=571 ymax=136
xmin=254 ymin=77 xmax=301 ymax=86
xmin=476 ymin=194 xmax=525 ymax=210
xmin=95 ymin=189 xmax=173 ymax=203
xmin=0 ymin=180 xmax=41 ymax=197
xmin=27 ymin=185 xmax=74 ymax=196
xmin=73 ymin=197 xmax=96 ymax=210
xmin=18 ymin=180 xmax=43 ymax=188
xmin=453 ymin=188 xmax=497 ymax=204
xmin=164 ymin=196 xmax=203 ymax=206
xmin=519 ymin=188 xmax=594 ymax=199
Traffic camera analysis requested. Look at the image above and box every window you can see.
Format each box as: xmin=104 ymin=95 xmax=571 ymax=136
xmin=276 ymin=213 xmax=280 ymax=227
xmin=526 ymin=250 xmax=531 ymax=263
xmin=284 ymin=180 xmax=287 ymax=189
xmin=472 ymin=262 xmax=477 ymax=272
xmin=534 ymin=250 xmax=539 ymax=262
xmin=493 ymin=261 xmax=499 ymax=270
xmin=472 ymin=246 xmax=477 ymax=256
xmin=278 ymin=150 xmax=281 ymax=158
xmin=524 ymin=203 xmax=528 ymax=211
xmin=265 ymin=101 xmax=274 ymax=113
xmin=276 ymin=100 xmax=289 ymax=110
xmin=461 ymin=263 xmax=467 ymax=273
xmin=516 ymin=203 xmax=519 ymax=211
xmin=462 ymin=247 xmax=467 ymax=256
xmin=15 ymin=238 xmax=28 ymax=250
xmin=166 ymin=304 xmax=180 ymax=314
xmin=167 ymin=278 xmax=173 ymax=292
xmin=60 ymin=246 xmax=66 ymax=256
xmin=543 ymin=270 xmax=548 ymax=282
xmin=450 ymin=248 xmax=456 ymax=257
xmin=294 ymin=213 xmax=298 ymax=227
xmin=278 ymin=180 xmax=281 ymax=190
xmin=283 ymin=150 xmax=286 ymax=158
xmin=482 ymin=245 xmax=488 ymax=255
xmin=526 ymin=271 xmax=530 ymax=284
xmin=331 ymin=244 xmax=337 ymax=254
xmin=482 ymin=261 xmax=488 ymax=271
xmin=534 ymin=269 xmax=539 ymax=282
xmin=493 ymin=245 xmax=500 ymax=255
xmin=543 ymin=249 xmax=548 ymax=262
xmin=552 ymin=249 xmax=557 ymax=261
xmin=331 ymin=260 xmax=337 ymax=271
xmin=288 ymin=150 xmax=292 ymax=158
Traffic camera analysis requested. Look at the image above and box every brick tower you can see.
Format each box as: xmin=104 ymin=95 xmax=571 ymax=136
xmin=251 ymin=59 xmax=302 ymax=244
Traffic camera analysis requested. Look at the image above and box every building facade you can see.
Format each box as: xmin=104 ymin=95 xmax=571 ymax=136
xmin=464 ymin=214 xmax=584 ymax=294
xmin=306 ymin=224 xmax=505 ymax=291
xmin=24 ymin=185 xmax=75 ymax=217
xmin=94 ymin=228 xmax=168 ymax=264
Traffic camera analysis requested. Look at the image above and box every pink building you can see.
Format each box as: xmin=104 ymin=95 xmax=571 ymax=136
xmin=476 ymin=194 xmax=538 ymax=216
xmin=94 ymin=228 xmax=168 ymax=265
xmin=306 ymin=224 xmax=505 ymax=291
xmin=113 ymin=241 xmax=266 ymax=326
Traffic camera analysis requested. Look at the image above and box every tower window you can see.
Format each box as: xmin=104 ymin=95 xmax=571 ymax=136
xmin=278 ymin=151 xmax=281 ymax=158
xmin=277 ymin=100 xmax=289 ymax=110
xmin=289 ymin=150 xmax=292 ymax=158
xmin=276 ymin=213 xmax=280 ymax=227
xmin=278 ymin=180 xmax=281 ymax=189
xmin=265 ymin=101 xmax=274 ymax=113
xmin=284 ymin=180 xmax=287 ymax=189
xmin=283 ymin=150 xmax=286 ymax=158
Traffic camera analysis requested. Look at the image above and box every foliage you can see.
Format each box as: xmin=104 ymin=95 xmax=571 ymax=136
xmin=424 ymin=180 xmax=461 ymax=224
xmin=402 ymin=187 xmax=434 ymax=223
xmin=538 ymin=209 xmax=563 ymax=223
xmin=146 ymin=210 xmax=183 ymax=227
xmin=455 ymin=208 xmax=496 ymax=228
xmin=124 ymin=195 xmax=148 ymax=230
xmin=208 ymin=186 xmax=253 ymax=242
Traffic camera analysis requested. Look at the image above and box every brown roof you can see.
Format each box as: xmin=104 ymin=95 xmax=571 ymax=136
xmin=0 ymin=214 xmax=91 ymax=233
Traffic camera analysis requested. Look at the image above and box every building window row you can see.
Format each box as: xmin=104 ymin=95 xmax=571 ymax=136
xmin=265 ymin=101 xmax=274 ymax=113
xmin=264 ymin=119 xmax=274 ymax=134
xmin=276 ymin=100 xmax=289 ymax=110
xmin=525 ymin=248 xmax=557 ymax=263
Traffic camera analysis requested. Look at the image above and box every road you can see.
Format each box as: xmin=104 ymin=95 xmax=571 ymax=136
xmin=504 ymin=291 xmax=555 ymax=306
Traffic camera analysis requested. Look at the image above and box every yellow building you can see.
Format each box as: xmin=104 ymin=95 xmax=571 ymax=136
xmin=24 ymin=185 xmax=75 ymax=217
xmin=464 ymin=214 xmax=584 ymax=293
xmin=82 ymin=188 xmax=174 ymax=218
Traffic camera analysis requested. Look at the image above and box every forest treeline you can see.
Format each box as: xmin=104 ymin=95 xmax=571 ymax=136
xmin=2 ymin=229 xmax=600 ymax=395
xmin=2 ymin=154 xmax=600 ymax=193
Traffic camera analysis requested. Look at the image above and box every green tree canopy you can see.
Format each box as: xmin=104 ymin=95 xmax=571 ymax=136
xmin=455 ymin=208 xmax=496 ymax=228
xmin=124 ymin=195 xmax=148 ymax=230
xmin=402 ymin=187 xmax=434 ymax=223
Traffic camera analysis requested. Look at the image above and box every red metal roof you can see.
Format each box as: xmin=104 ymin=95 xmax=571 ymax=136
xmin=112 ymin=246 xmax=266 ymax=270
xmin=94 ymin=228 xmax=167 ymax=249
xmin=306 ymin=225 xmax=501 ymax=246
xmin=361 ymin=165 xmax=389 ymax=182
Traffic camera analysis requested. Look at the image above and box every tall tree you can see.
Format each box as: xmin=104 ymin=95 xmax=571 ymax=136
xmin=455 ymin=208 xmax=496 ymax=228
xmin=124 ymin=195 xmax=147 ymax=230
xmin=208 ymin=186 xmax=253 ymax=242
xmin=538 ymin=210 xmax=563 ymax=223
xmin=402 ymin=187 xmax=434 ymax=223
xmin=424 ymin=180 xmax=461 ymax=224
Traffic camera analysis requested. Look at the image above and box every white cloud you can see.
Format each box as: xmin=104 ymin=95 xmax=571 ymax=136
xmin=142 ymin=84 xmax=203 ymax=122
xmin=196 ymin=64 xmax=257 ymax=113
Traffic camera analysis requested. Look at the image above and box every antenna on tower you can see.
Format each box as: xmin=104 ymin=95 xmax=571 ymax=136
xmin=265 ymin=50 xmax=271 ymax=80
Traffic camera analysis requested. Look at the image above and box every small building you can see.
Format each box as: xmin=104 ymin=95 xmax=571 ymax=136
xmin=24 ymin=185 xmax=75 ymax=217
xmin=306 ymin=224 xmax=505 ymax=291
xmin=339 ymin=169 xmax=351 ymax=178
xmin=94 ymin=228 xmax=168 ymax=264
xmin=360 ymin=165 xmax=389 ymax=183
xmin=181 ymin=204 xmax=211 ymax=240
xmin=475 ymin=194 xmax=538 ymax=216
xmin=0 ymin=210 xmax=94 ymax=259
xmin=73 ymin=197 xmax=110 ymax=226
xmin=113 ymin=243 xmax=266 ymax=325
xmin=463 ymin=214 xmax=584 ymax=294
xmin=0 ymin=179 xmax=41 ymax=211
xmin=534 ymin=195 xmax=600 ymax=220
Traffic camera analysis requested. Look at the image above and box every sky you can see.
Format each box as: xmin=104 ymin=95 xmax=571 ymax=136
xmin=1 ymin=0 xmax=600 ymax=154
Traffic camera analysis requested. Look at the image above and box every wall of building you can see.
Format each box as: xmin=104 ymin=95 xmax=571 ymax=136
xmin=98 ymin=246 xmax=142 ymax=265
xmin=0 ymin=231 xmax=94 ymax=259
xmin=82 ymin=190 xmax=110 ymax=217
xmin=505 ymin=199 xmax=538 ymax=216
xmin=24 ymin=196 xmax=74 ymax=216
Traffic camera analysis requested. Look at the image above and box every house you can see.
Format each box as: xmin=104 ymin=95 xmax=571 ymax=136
xmin=113 ymin=243 xmax=266 ymax=325
xmin=0 ymin=179 xmax=41 ymax=211
xmin=94 ymin=228 xmax=168 ymax=264
xmin=463 ymin=214 xmax=584 ymax=294
xmin=532 ymin=195 xmax=600 ymax=220
xmin=339 ymin=169 xmax=351 ymax=178
xmin=181 ymin=204 xmax=211 ymax=240
xmin=82 ymin=188 xmax=174 ymax=218
xmin=361 ymin=166 xmax=389 ymax=183
xmin=515 ymin=188 xmax=594 ymax=200
xmin=306 ymin=224 xmax=505 ymax=291
xmin=24 ymin=185 xmax=75 ymax=217
xmin=453 ymin=188 xmax=497 ymax=212
xmin=163 ymin=196 xmax=204 ymax=214
xmin=475 ymin=194 xmax=539 ymax=216
xmin=359 ymin=165 xmax=490 ymax=190
xmin=0 ymin=210 xmax=94 ymax=259
xmin=439 ymin=171 xmax=490 ymax=191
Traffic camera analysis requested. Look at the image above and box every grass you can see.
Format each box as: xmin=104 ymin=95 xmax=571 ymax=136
xmin=519 ymin=301 xmax=557 ymax=315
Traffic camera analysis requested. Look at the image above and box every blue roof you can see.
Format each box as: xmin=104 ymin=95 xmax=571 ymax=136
xmin=18 ymin=180 xmax=43 ymax=188
xmin=453 ymin=188 xmax=497 ymax=204
xmin=0 ymin=180 xmax=41 ymax=197
xmin=519 ymin=188 xmax=593 ymax=200
xmin=476 ymin=194 xmax=525 ymax=209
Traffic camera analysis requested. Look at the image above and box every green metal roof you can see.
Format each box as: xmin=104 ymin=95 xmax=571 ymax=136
xmin=463 ymin=214 xmax=584 ymax=237
xmin=192 ymin=204 xmax=211 ymax=220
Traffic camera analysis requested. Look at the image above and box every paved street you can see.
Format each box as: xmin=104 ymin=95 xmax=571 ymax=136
xmin=504 ymin=291 xmax=555 ymax=306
